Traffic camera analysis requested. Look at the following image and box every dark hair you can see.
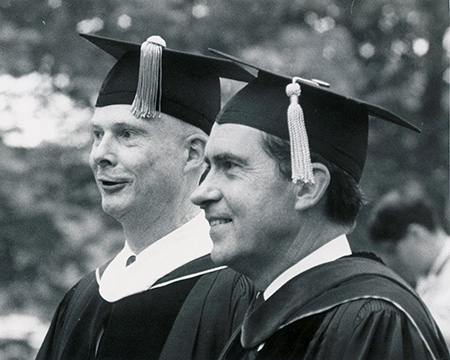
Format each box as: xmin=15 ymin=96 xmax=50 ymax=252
xmin=369 ymin=191 xmax=439 ymax=243
xmin=260 ymin=132 xmax=364 ymax=225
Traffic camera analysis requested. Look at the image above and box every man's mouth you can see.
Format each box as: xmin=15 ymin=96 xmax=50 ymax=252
xmin=102 ymin=180 xmax=123 ymax=186
xmin=209 ymin=218 xmax=232 ymax=227
xmin=99 ymin=179 xmax=128 ymax=192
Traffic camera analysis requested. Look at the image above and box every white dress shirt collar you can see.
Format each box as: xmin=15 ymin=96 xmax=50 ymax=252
xmin=263 ymin=235 xmax=352 ymax=300
xmin=97 ymin=212 xmax=213 ymax=302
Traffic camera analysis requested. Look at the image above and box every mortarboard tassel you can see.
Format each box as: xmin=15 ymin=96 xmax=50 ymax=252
xmin=131 ymin=35 xmax=166 ymax=119
xmin=285 ymin=78 xmax=315 ymax=184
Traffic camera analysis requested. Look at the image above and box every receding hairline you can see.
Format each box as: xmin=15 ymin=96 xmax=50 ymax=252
xmin=93 ymin=104 xmax=208 ymax=139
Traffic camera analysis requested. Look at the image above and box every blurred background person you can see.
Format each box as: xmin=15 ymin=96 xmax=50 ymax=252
xmin=369 ymin=189 xmax=450 ymax=348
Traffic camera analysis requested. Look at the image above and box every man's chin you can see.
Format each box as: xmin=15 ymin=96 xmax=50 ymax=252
xmin=101 ymin=201 xmax=127 ymax=220
xmin=210 ymin=248 xmax=232 ymax=267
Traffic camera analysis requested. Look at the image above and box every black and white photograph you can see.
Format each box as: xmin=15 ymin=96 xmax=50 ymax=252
xmin=0 ymin=1 xmax=449 ymax=359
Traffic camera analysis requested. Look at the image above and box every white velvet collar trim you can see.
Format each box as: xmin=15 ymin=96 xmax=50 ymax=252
xmin=97 ymin=213 xmax=212 ymax=302
xmin=264 ymin=235 xmax=352 ymax=300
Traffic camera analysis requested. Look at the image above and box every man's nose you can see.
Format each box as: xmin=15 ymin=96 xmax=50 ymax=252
xmin=90 ymin=135 xmax=117 ymax=168
xmin=191 ymin=171 xmax=222 ymax=208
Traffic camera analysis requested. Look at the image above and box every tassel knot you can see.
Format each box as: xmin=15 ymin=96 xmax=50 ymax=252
xmin=286 ymin=78 xmax=314 ymax=184
xmin=131 ymin=36 xmax=167 ymax=119
xmin=285 ymin=82 xmax=301 ymax=97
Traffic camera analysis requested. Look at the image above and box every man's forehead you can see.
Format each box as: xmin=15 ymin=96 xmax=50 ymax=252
xmin=206 ymin=123 xmax=265 ymax=156
xmin=91 ymin=105 xmax=172 ymax=127
xmin=92 ymin=104 xmax=135 ymax=123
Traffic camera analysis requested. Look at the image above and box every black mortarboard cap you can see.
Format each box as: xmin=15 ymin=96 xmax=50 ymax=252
xmin=80 ymin=34 xmax=254 ymax=134
xmin=210 ymin=49 xmax=420 ymax=183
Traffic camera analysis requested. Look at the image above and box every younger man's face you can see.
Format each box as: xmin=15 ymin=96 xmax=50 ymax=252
xmin=191 ymin=123 xmax=300 ymax=276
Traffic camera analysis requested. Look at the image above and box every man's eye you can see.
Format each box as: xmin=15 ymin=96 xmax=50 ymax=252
xmin=120 ymin=130 xmax=134 ymax=139
xmin=223 ymin=161 xmax=236 ymax=170
xmin=93 ymin=131 xmax=103 ymax=140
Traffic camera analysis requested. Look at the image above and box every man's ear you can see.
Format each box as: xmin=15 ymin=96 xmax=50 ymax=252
xmin=293 ymin=162 xmax=330 ymax=211
xmin=184 ymin=133 xmax=208 ymax=172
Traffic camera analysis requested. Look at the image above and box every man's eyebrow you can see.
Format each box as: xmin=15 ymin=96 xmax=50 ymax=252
xmin=111 ymin=122 xmax=148 ymax=133
xmin=90 ymin=120 xmax=104 ymax=128
xmin=211 ymin=152 xmax=249 ymax=166
xmin=112 ymin=121 xmax=142 ymax=128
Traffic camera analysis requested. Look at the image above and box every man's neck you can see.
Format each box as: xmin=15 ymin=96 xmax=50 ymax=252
xmin=251 ymin=223 xmax=352 ymax=292
xmin=122 ymin=205 xmax=200 ymax=254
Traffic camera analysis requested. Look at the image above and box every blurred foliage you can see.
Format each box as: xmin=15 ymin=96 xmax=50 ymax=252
xmin=0 ymin=0 xmax=449 ymax=355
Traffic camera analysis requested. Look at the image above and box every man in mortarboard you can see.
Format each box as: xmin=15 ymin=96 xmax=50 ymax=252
xmin=191 ymin=52 xmax=450 ymax=359
xmin=36 ymin=35 xmax=255 ymax=360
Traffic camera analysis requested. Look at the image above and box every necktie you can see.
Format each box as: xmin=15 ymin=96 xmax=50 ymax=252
xmin=239 ymin=293 xmax=265 ymax=360
xmin=246 ymin=291 xmax=264 ymax=316
xmin=126 ymin=255 xmax=136 ymax=267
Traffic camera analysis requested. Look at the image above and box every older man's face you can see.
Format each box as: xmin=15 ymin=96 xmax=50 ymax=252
xmin=191 ymin=123 xmax=299 ymax=275
xmin=89 ymin=105 xmax=186 ymax=223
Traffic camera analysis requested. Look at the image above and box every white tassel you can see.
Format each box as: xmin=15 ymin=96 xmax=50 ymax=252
xmin=285 ymin=79 xmax=314 ymax=184
xmin=131 ymin=35 xmax=166 ymax=119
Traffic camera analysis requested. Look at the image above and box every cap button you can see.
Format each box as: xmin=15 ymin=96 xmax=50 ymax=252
xmin=145 ymin=35 xmax=166 ymax=48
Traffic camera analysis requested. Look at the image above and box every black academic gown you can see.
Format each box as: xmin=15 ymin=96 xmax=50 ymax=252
xmin=36 ymin=255 xmax=254 ymax=360
xmin=220 ymin=255 xmax=450 ymax=360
